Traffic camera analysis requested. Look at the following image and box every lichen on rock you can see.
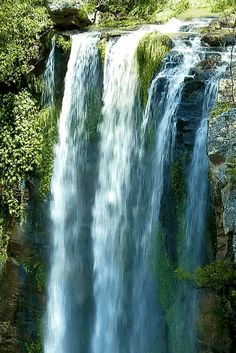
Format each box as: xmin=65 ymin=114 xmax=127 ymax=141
xmin=136 ymin=32 xmax=172 ymax=107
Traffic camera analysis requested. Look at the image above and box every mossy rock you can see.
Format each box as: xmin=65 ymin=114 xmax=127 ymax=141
xmin=97 ymin=38 xmax=107 ymax=64
xmin=136 ymin=32 xmax=172 ymax=107
xmin=48 ymin=4 xmax=92 ymax=30
xmin=56 ymin=34 xmax=71 ymax=53
xmin=201 ymin=30 xmax=235 ymax=47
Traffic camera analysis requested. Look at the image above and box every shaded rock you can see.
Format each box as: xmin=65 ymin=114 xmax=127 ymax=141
xmin=47 ymin=1 xmax=92 ymax=30
xmin=209 ymin=109 xmax=236 ymax=163
xmin=201 ymin=32 xmax=235 ymax=47
xmin=208 ymin=109 xmax=236 ymax=259
xmin=193 ymin=56 xmax=221 ymax=79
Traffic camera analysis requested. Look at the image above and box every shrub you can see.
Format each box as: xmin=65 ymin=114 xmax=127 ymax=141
xmin=0 ymin=0 xmax=51 ymax=86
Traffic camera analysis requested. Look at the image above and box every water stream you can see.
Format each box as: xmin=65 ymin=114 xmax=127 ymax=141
xmin=44 ymin=18 xmax=226 ymax=353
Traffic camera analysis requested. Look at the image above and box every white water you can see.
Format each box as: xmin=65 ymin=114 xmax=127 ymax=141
xmin=143 ymin=36 xmax=202 ymax=240
xmin=42 ymin=36 xmax=56 ymax=107
xmin=44 ymin=17 xmax=227 ymax=353
xmin=185 ymin=64 xmax=227 ymax=259
xmin=172 ymin=64 xmax=227 ymax=353
xmin=44 ymin=33 xmax=100 ymax=353
xmin=91 ymin=31 xmax=144 ymax=353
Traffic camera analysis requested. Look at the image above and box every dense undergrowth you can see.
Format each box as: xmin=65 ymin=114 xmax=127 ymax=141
xmin=85 ymin=0 xmax=235 ymax=28
xmin=0 ymin=0 xmax=53 ymax=234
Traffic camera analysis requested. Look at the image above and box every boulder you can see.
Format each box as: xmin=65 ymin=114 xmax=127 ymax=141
xmin=47 ymin=0 xmax=92 ymax=30
xmin=192 ymin=56 xmax=221 ymax=79
xmin=201 ymin=32 xmax=235 ymax=47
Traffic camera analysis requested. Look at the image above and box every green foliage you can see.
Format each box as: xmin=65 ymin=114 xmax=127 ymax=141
xmin=38 ymin=107 xmax=59 ymax=199
xmin=25 ymin=315 xmax=43 ymax=353
xmin=26 ymin=341 xmax=43 ymax=353
xmin=0 ymin=91 xmax=44 ymax=217
xmin=136 ymin=33 xmax=172 ymax=106
xmin=97 ymin=38 xmax=107 ymax=64
xmin=226 ymin=158 xmax=236 ymax=184
xmin=172 ymin=160 xmax=185 ymax=203
xmin=173 ymin=0 xmax=190 ymax=15
xmin=176 ymin=259 xmax=236 ymax=298
xmin=211 ymin=101 xmax=235 ymax=118
xmin=209 ymin=0 xmax=234 ymax=12
xmin=22 ymin=258 xmax=47 ymax=290
xmin=56 ymin=35 xmax=71 ymax=53
xmin=0 ymin=218 xmax=10 ymax=268
xmin=0 ymin=0 xmax=52 ymax=87
xmin=0 ymin=96 xmax=58 ymax=212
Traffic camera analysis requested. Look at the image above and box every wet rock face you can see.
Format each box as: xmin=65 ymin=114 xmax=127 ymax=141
xmin=47 ymin=0 xmax=92 ymax=29
xmin=208 ymin=109 xmax=236 ymax=259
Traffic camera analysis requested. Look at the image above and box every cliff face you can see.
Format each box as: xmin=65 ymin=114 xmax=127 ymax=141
xmin=208 ymin=108 xmax=236 ymax=260
xmin=206 ymin=27 xmax=236 ymax=351
xmin=206 ymin=14 xmax=236 ymax=259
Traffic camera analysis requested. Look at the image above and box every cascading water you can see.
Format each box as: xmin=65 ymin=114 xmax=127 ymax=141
xmin=142 ymin=37 xmax=202 ymax=233
xmin=44 ymin=33 xmax=101 ymax=353
xmin=44 ymin=18 xmax=227 ymax=353
xmin=42 ymin=36 xmax=56 ymax=108
xmin=91 ymin=31 xmax=145 ymax=353
xmin=175 ymin=66 xmax=227 ymax=353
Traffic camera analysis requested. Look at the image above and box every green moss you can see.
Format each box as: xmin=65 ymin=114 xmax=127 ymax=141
xmin=209 ymin=0 xmax=234 ymax=12
xmin=95 ymin=17 xmax=145 ymax=30
xmin=172 ymin=161 xmax=185 ymax=203
xmin=38 ymin=106 xmax=59 ymax=199
xmin=77 ymin=8 xmax=90 ymax=23
xmin=56 ymin=34 xmax=71 ymax=53
xmin=0 ymin=0 xmax=52 ymax=87
xmin=153 ymin=227 xmax=178 ymax=309
xmin=83 ymin=87 xmax=103 ymax=143
xmin=97 ymin=38 xmax=107 ymax=64
xmin=136 ymin=33 xmax=172 ymax=107
xmin=211 ymin=101 xmax=235 ymax=119
xmin=0 ymin=218 xmax=10 ymax=270
xmin=226 ymin=157 xmax=236 ymax=185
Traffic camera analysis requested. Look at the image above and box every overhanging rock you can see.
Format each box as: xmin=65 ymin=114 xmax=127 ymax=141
xmin=47 ymin=0 xmax=92 ymax=30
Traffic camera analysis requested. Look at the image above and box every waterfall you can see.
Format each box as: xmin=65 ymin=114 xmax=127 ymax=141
xmin=44 ymin=18 xmax=225 ymax=353
xmin=44 ymin=33 xmax=100 ymax=353
xmin=42 ymin=36 xmax=56 ymax=107
xmin=142 ymin=37 xmax=202 ymax=233
xmin=91 ymin=31 xmax=144 ymax=353
xmin=174 ymin=66 xmax=227 ymax=353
